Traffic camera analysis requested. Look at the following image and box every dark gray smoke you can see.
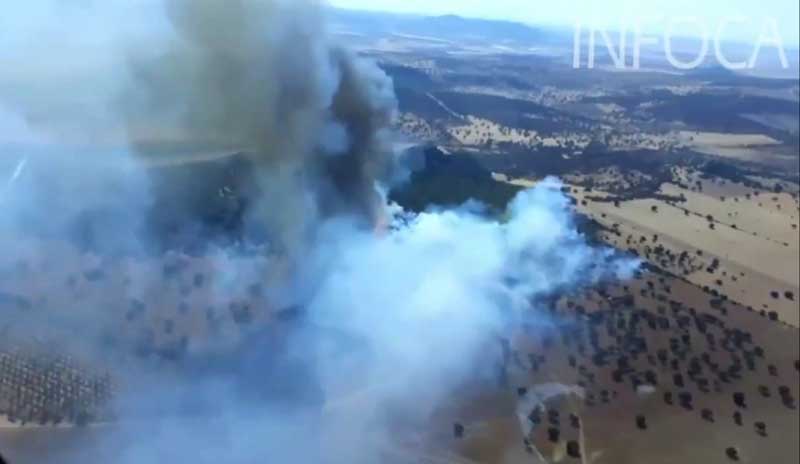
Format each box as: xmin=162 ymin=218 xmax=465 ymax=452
xmin=126 ymin=0 xmax=396 ymax=256
xmin=0 ymin=2 xmax=638 ymax=463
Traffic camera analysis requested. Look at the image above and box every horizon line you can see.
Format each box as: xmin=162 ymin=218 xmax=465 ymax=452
xmin=327 ymin=6 xmax=800 ymax=50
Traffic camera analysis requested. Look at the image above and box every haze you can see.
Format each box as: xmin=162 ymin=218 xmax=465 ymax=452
xmin=330 ymin=0 xmax=800 ymax=46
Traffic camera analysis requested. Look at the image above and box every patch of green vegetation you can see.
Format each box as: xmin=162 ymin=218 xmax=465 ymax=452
xmin=390 ymin=171 xmax=522 ymax=214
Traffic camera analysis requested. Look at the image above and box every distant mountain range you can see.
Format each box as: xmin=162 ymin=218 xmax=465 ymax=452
xmin=329 ymin=8 xmax=561 ymax=44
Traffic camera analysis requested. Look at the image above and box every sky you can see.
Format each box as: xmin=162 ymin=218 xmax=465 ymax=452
xmin=329 ymin=0 xmax=800 ymax=46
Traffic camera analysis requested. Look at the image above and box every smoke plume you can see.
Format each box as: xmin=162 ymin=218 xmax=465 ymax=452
xmin=126 ymin=0 xmax=396 ymax=256
xmin=0 ymin=1 xmax=637 ymax=463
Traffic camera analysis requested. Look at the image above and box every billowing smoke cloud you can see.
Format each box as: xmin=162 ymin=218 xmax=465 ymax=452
xmin=305 ymin=180 xmax=636 ymax=417
xmin=125 ymin=0 xmax=396 ymax=256
xmin=0 ymin=2 xmax=637 ymax=463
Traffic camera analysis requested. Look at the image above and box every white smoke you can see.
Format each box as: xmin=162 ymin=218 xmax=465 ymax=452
xmin=0 ymin=1 xmax=638 ymax=463
xmin=305 ymin=177 xmax=637 ymax=420
xmin=30 ymin=179 xmax=633 ymax=464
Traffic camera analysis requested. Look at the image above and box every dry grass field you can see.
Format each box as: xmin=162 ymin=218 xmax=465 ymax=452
xmin=419 ymin=269 xmax=799 ymax=464
xmin=568 ymin=182 xmax=799 ymax=327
